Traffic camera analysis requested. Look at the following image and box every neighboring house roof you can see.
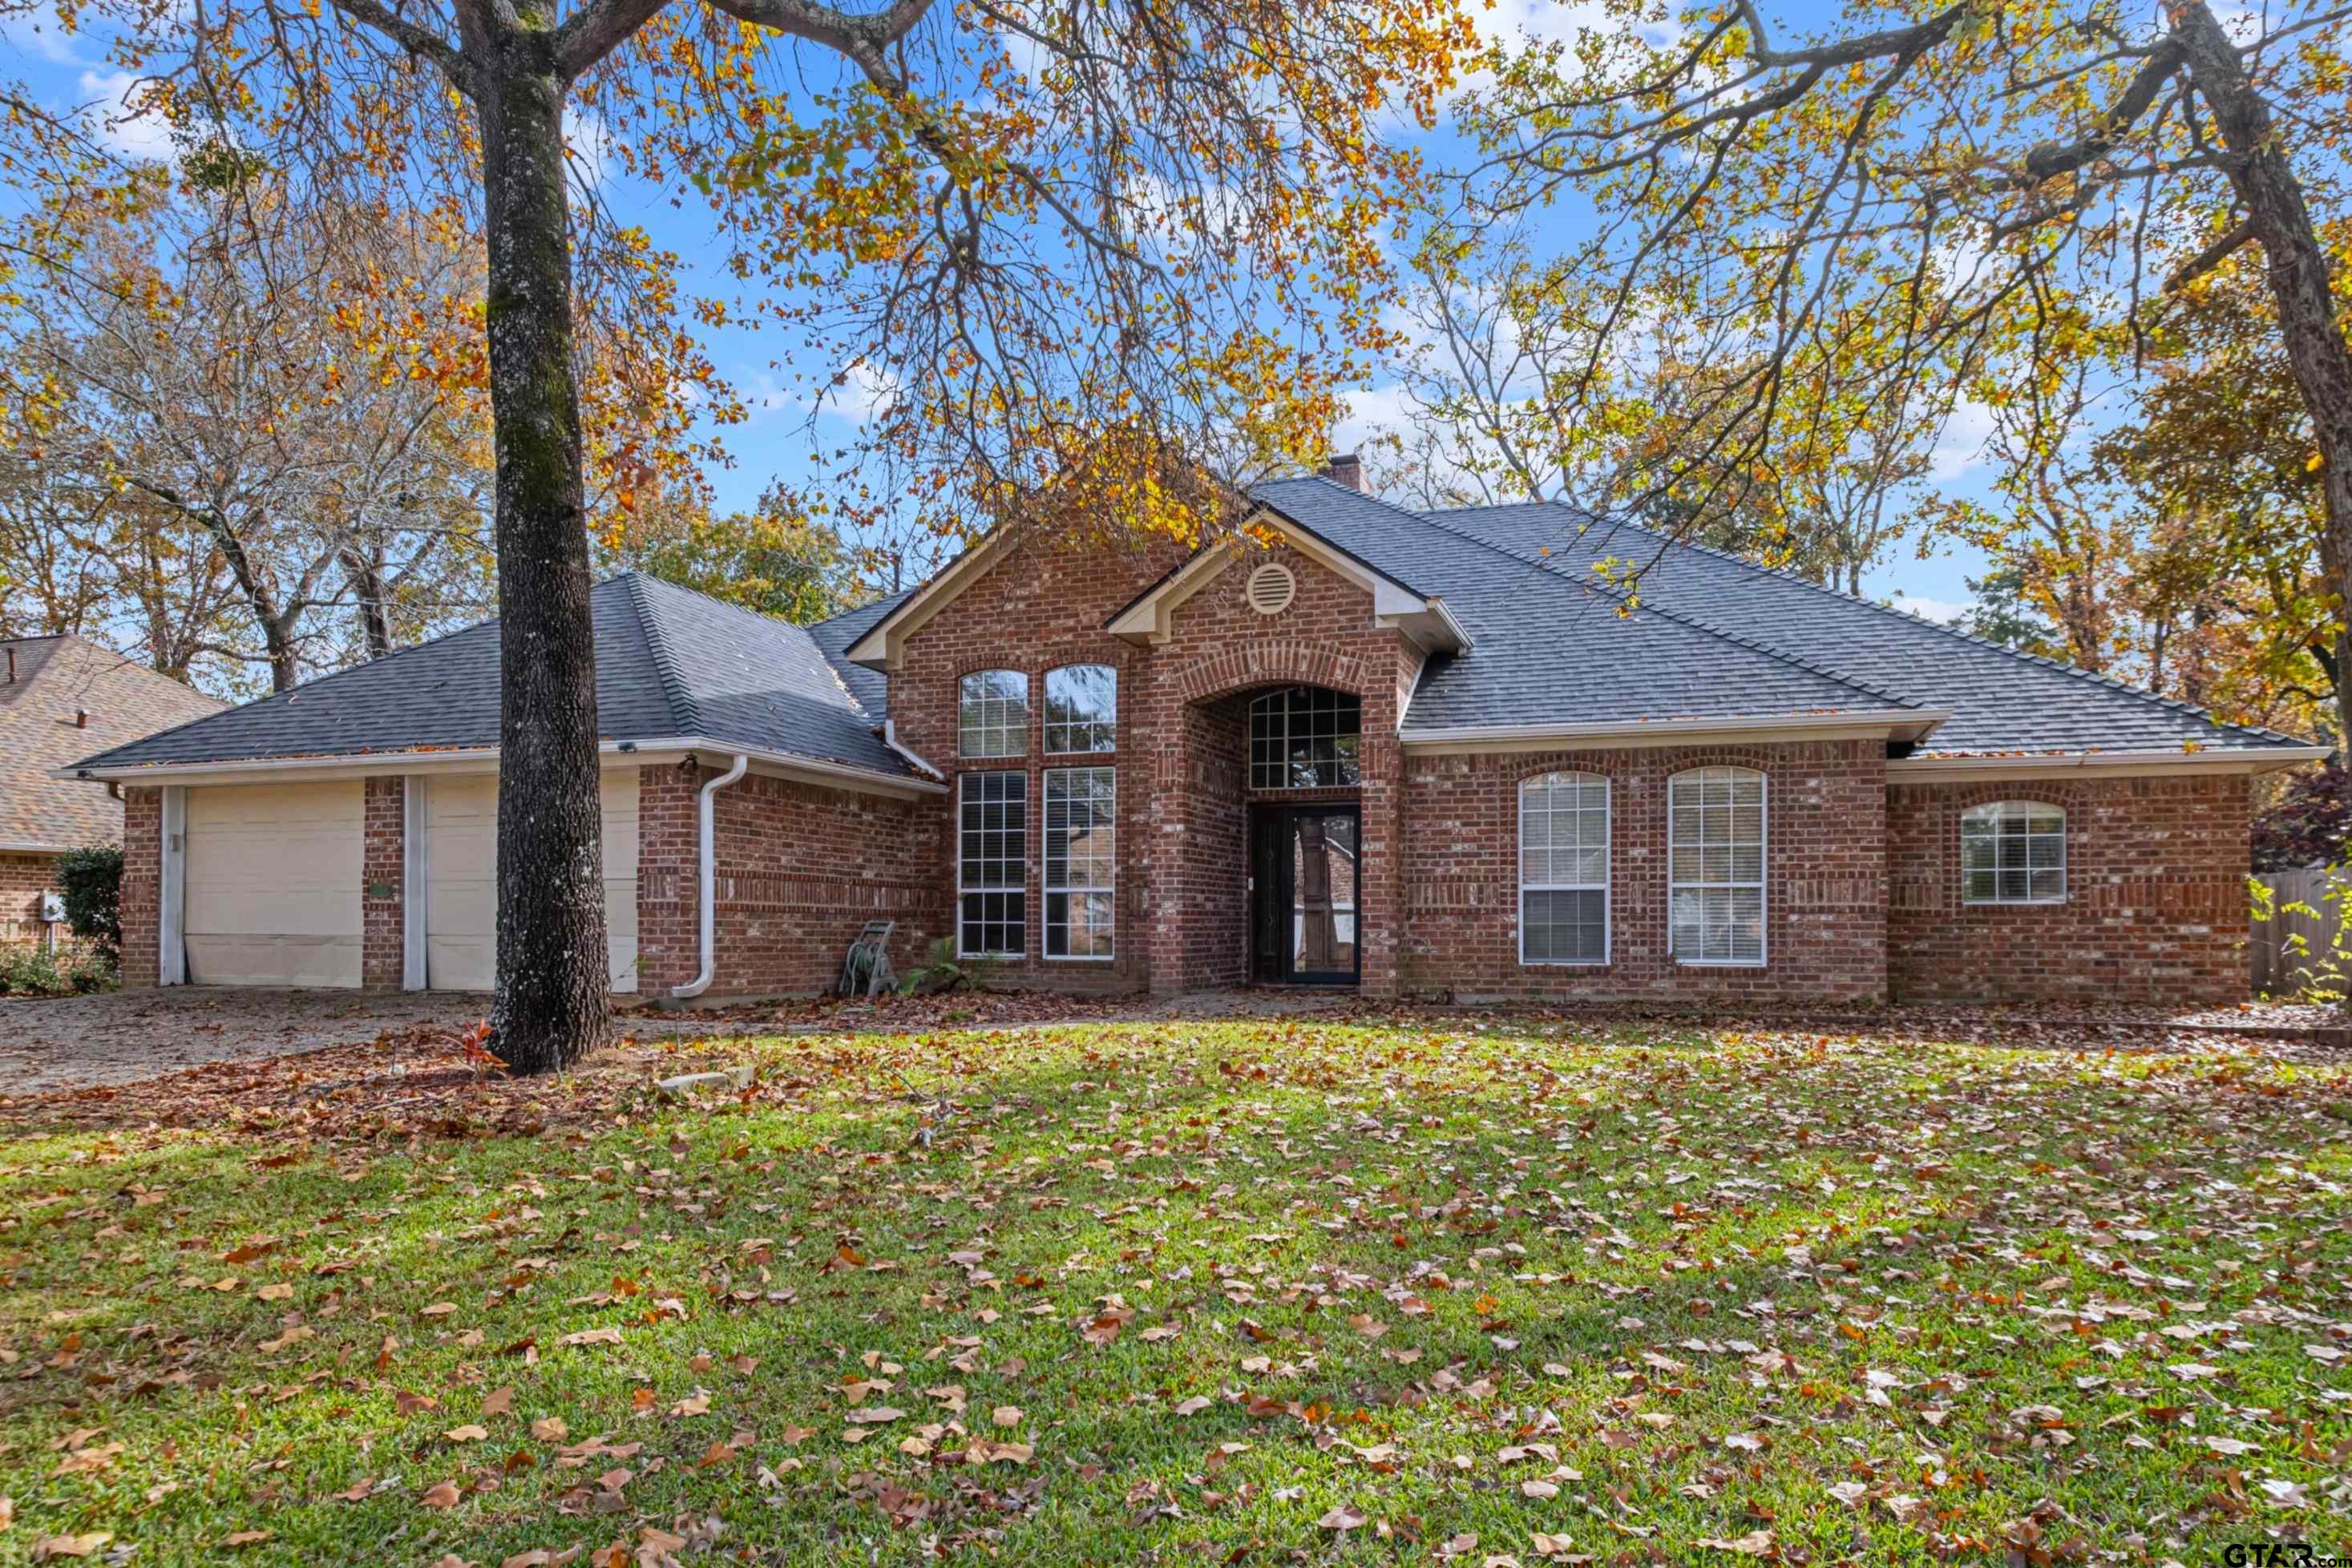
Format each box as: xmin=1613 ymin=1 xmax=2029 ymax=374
xmin=1248 ymin=478 xmax=2319 ymax=762
xmin=68 ymin=574 xmax=923 ymax=787
xmin=0 ymin=635 xmax=225 ymax=851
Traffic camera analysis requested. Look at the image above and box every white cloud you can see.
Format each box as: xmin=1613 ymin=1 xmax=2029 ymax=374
xmin=1892 ymin=594 xmax=1971 ymax=624
xmin=564 ymin=105 xmax=612 ymax=191
xmin=1928 ymin=396 xmax=1994 ymax=483
xmin=78 ymin=68 xmax=173 ymax=163
xmin=2 ymin=3 xmax=80 ymax=63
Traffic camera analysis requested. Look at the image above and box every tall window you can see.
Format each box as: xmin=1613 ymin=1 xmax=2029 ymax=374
xmin=1249 ymin=686 xmax=1360 ymax=790
xmin=1668 ymin=766 xmax=1766 ymax=965
xmin=959 ymin=670 xmax=1028 ymax=758
xmin=959 ymin=771 xmax=1027 ymax=956
xmin=1520 ymin=772 xmax=1609 ymax=964
xmin=1045 ymin=766 xmax=1116 ymax=958
xmin=1961 ymin=801 xmax=2066 ymax=903
xmin=1044 ymin=665 xmax=1117 ymax=754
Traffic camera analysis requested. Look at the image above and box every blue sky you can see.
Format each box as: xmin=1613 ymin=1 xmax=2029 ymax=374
xmin=2 ymin=0 xmax=2000 ymax=619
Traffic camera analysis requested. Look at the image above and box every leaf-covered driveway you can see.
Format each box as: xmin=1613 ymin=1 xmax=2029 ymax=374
xmin=1 ymin=1018 xmax=2347 ymax=1565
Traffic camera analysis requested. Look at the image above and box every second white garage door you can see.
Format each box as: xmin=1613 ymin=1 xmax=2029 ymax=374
xmin=184 ymin=782 xmax=364 ymax=987
xmin=423 ymin=772 xmax=640 ymax=993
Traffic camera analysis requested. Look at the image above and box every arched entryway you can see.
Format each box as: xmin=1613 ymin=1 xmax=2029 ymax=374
xmin=1142 ymin=639 xmax=1397 ymax=994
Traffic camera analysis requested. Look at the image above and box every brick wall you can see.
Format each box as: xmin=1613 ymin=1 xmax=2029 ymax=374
xmin=887 ymin=530 xmax=1182 ymax=992
xmin=1138 ymin=542 xmax=1414 ymax=995
xmin=0 ymin=851 xmax=62 ymax=950
xmin=120 ymin=786 xmax=160 ymax=988
xmin=1887 ymin=772 xmax=2249 ymax=1005
xmin=1400 ymin=739 xmax=1890 ymax=1003
xmin=635 ymin=762 xmax=949 ymax=999
xmin=362 ymin=777 xmax=406 ymax=988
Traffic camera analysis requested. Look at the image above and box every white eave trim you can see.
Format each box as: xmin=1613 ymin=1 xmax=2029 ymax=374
xmin=0 ymin=840 xmax=80 ymax=855
xmin=1400 ymin=709 xmax=1947 ymax=754
xmin=57 ymin=736 xmax=949 ymax=798
xmin=1106 ymin=509 xmax=1470 ymax=654
xmin=843 ymin=530 xmax=1014 ymax=673
xmin=1888 ymin=743 xmax=2330 ymax=781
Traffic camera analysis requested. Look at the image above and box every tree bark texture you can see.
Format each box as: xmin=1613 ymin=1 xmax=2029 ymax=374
xmin=2172 ymin=0 xmax=2352 ymax=749
xmin=478 ymin=39 xmax=612 ymax=1072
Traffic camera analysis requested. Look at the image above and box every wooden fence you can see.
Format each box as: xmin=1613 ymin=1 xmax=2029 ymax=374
xmin=2253 ymin=867 xmax=2350 ymax=996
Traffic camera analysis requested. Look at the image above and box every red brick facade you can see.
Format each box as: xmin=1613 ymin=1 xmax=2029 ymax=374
xmin=636 ymin=762 xmax=948 ymax=999
xmin=100 ymin=531 xmax=2268 ymax=1008
xmin=362 ymin=777 xmax=406 ymax=988
xmin=0 ymin=851 xmax=63 ymax=950
xmin=120 ymin=786 xmax=160 ymax=988
xmin=1401 ymin=739 xmax=1889 ymax=1002
xmin=1887 ymin=773 xmax=2250 ymax=1004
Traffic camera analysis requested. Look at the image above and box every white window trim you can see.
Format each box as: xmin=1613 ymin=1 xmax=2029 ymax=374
xmin=1043 ymin=766 xmax=1116 ymax=961
xmin=1959 ymin=800 xmax=2068 ymax=906
xmin=1517 ymin=771 xmax=1610 ymax=967
xmin=957 ymin=770 xmax=1027 ymax=960
xmin=1667 ymin=766 xmax=1768 ymax=968
xmin=1043 ymin=665 xmax=1119 ymax=756
xmin=958 ymin=669 xmax=1029 ymax=760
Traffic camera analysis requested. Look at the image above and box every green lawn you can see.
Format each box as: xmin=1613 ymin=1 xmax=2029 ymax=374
xmin=2 ymin=1016 xmax=2349 ymax=1565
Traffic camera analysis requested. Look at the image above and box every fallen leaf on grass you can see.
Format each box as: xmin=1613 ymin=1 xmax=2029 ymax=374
xmin=532 ymin=1417 xmax=569 ymax=1441
xmin=445 ymin=1425 xmax=489 ymax=1443
xmin=418 ymin=1480 xmax=463 ymax=1509
xmin=560 ymin=1327 xmax=624 ymax=1348
xmin=220 ymin=1530 xmax=273 ymax=1547
xmin=1317 ymin=1505 xmax=1368 ymax=1532
xmin=1696 ymin=1530 xmax=1775 ymax=1555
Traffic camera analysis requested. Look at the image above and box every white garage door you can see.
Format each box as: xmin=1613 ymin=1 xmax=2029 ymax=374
xmin=184 ymin=782 xmax=364 ymax=987
xmin=423 ymin=771 xmax=640 ymax=993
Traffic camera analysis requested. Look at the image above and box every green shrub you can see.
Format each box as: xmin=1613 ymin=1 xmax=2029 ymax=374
xmin=0 ymin=948 xmax=66 ymax=996
xmin=54 ymin=844 xmax=123 ymax=968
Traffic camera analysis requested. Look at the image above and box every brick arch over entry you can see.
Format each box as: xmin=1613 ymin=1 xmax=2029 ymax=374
xmin=1168 ymin=640 xmax=1377 ymax=709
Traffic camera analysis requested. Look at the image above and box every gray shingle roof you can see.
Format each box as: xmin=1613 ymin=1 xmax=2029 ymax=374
xmin=810 ymin=588 xmax=915 ymax=719
xmin=2 ymin=636 xmax=225 ymax=847
xmin=70 ymin=574 xmax=915 ymax=781
xmin=1247 ymin=479 xmax=2314 ymax=756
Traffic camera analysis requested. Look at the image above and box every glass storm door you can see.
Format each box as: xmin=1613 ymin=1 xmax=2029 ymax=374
xmin=1250 ymin=805 xmax=1361 ymax=984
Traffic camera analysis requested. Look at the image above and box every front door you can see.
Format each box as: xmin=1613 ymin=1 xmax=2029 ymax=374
xmin=1249 ymin=805 xmax=1362 ymax=984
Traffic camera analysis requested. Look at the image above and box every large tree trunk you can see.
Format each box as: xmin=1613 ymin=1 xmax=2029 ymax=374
xmin=2172 ymin=0 xmax=2352 ymax=750
xmin=341 ymin=544 xmax=394 ymax=659
xmin=478 ymin=38 xmax=611 ymax=1073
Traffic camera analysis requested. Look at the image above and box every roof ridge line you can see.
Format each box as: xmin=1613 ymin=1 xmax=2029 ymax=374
xmin=1401 ymin=503 xmax=1923 ymax=712
xmin=624 ymin=573 xmax=709 ymax=738
xmin=1560 ymin=505 xmax=2314 ymax=748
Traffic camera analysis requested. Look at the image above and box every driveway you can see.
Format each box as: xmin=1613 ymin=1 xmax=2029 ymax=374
xmin=0 ymin=988 xmax=495 ymax=1094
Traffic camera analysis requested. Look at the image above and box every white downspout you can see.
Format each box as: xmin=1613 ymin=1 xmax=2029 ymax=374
xmin=670 ymin=754 xmax=747 ymax=1000
xmin=883 ymin=718 xmax=943 ymax=780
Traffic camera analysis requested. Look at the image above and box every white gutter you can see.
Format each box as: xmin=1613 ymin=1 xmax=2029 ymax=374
xmin=671 ymin=753 xmax=748 ymax=1000
xmin=883 ymin=718 xmax=944 ymax=780
xmin=1401 ymin=709 xmax=1947 ymax=750
xmin=59 ymin=735 xmax=949 ymax=797
xmin=1888 ymin=744 xmax=2329 ymax=778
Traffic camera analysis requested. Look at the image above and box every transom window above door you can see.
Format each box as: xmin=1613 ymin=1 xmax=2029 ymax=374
xmin=1044 ymin=665 xmax=1117 ymax=754
xmin=1249 ymin=686 xmax=1360 ymax=790
xmin=959 ymin=669 xmax=1028 ymax=758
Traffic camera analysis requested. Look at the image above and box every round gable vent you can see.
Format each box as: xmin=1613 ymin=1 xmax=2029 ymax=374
xmin=1246 ymin=562 xmax=1295 ymax=616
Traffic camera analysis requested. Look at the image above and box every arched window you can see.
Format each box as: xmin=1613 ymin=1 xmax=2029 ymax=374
xmin=958 ymin=669 xmax=1028 ymax=758
xmin=1961 ymin=801 xmax=2066 ymax=904
xmin=1668 ymin=766 xmax=1766 ymax=965
xmin=1044 ymin=665 xmax=1117 ymax=753
xmin=1520 ymin=772 xmax=1609 ymax=964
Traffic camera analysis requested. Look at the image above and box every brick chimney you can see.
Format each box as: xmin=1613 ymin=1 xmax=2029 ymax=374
xmin=1319 ymin=453 xmax=1364 ymax=492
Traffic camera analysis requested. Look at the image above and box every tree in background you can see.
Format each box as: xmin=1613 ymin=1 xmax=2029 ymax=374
xmin=1443 ymin=0 xmax=2351 ymax=740
xmin=2254 ymin=762 xmax=2351 ymax=871
xmin=602 ymin=487 xmax=857 ymax=623
xmin=17 ymin=0 xmax=1475 ymax=1069
xmin=0 ymin=172 xmax=495 ymax=694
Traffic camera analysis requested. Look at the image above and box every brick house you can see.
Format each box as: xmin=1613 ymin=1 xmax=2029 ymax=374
xmin=72 ymin=467 xmax=2325 ymax=1005
xmin=2 ymin=635 xmax=224 ymax=952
